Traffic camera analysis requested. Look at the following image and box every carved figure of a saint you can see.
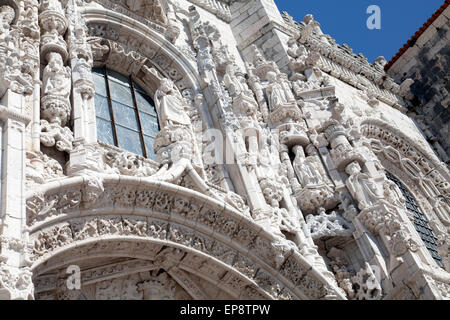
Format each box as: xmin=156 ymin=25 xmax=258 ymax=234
xmin=292 ymin=145 xmax=311 ymax=187
xmin=42 ymin=52 xmax=71 ymax=99
xmin=0 ymin=5 xmax=14 ymax=41
xmin=383 ymin=179 xmax=406 ymax=208
xmin=223 ymin=63 xmax=250 ymax=97
xmin=154 ymin=78 xmax=191 ymax=127
xmin=293 ymin=145 xmax=325 ymax=187
xmin=278 ymin=73 xmax=296 ymax=103
xmin=345 ymin=161 xmax=384 ymax=210
xmin=266 ymin=71 xmax=288 ymax=111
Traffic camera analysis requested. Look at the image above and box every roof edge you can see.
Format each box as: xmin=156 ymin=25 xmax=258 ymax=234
xmin=385 ymin=0 xmax=449 ymax=71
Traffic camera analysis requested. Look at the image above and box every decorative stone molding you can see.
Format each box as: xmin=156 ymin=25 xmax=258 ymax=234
xmin=40 ymin=120 xmax=74 ymax=153
xmin=358 ymin=203 xmax=420 ymax=258
xmin=25 ymin=150 xmax=64 ymax=188
xmin=86 ymin=24 xmax=194 ymax=97
xmin=0 ymin=104 xmax=32 ymax=124
xmin=282 ymin=12 xmax=407 ymax=109
xmin=26 ymin=176 xmax=346 ymax=300
xmin=327 ymin=249 xmax=382 ymax=300
xmin=361 ymin=120 xmax=450 ymax=234
xmin=361 ymin=119 xmax=450 ymax=196
xmin=102 ymin=145 xmax=158 ymax=177
xmin=0 ymin=264 xmax=34 ymax=300
xmin=0 ymin=2 xmax=35 ymax=97
xmin=86 ymin=0 xmax=168 ymax=34
xmin=188 ymin=0 xmax=232 ymax=22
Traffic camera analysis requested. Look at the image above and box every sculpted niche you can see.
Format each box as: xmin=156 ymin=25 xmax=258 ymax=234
xmin=41 ymin=52 xmax=71 ymax=126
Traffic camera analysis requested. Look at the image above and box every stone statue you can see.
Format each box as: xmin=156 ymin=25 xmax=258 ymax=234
xmin=278 ymin=72 xmax=296 ymax=102
xmin=293 ymin=145 xmax=311 ymax=187
xmin=154 ymin=78 xmax=191 ymax=127
xmin=223 ymin=63 xmax=250 ymax=97
xmin=303 ymin=14 xmax=326 ymax=38
xmin=383 ymin=179 xmax=406 ymax=208
xmin=266 ymin=71 xmax=288 ymax=111
xmin=0 ymin=5 xmax=14 ymax=41
xmin=345 ymin=161 xmax=384 ymax=210
xmin=292 ymin=145 xmax=327 ymax=187
xmin=288 ymin=38 xmax=308 ymax=73
xmin=42 ymin=52 xmax=71 ymax=100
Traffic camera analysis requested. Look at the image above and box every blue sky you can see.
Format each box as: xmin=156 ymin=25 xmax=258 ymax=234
xmin=274 ymin=0 xmax=445 ymax=63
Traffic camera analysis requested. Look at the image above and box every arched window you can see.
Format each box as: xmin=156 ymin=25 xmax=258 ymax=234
xmin=385 ymin=172 xmax=444 ymax=268
xmin=92 ymin=67 xmax=160 ymax=160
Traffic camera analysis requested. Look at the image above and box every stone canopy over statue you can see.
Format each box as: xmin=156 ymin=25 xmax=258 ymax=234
xmin=154 ymin=78 xmax=191 ymax=127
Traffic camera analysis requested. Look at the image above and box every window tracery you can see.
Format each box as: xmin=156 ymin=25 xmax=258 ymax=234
xmin=385 ymin=171 xmax=444 ymax=268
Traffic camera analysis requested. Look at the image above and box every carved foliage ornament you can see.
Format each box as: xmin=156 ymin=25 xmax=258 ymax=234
xmin=0 ymin=4 xmax=34 ymax=97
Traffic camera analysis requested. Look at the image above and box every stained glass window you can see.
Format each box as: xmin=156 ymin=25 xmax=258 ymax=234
xmin=92 ymin=67 xmax=160 ymax=160
xmin=385 ymin=171 xmax=444 ymax=268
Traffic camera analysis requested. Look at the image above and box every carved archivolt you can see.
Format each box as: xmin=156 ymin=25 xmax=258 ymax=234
xmin=83 ymin=7 xmax=199 ymax=100
xmin=26 ymin=176 xmax=346 ymax=300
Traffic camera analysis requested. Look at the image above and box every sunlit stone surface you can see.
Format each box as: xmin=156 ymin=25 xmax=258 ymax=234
xmin=0 ymin=0 xmax=448 ymax=300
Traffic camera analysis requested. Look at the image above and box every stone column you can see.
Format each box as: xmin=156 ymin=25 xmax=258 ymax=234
xmin=0 ymin=91 xmax=34 ymax=300
xmin=0 ymin=0 xmax=39 ymax=300
xmin=325 ymin=122 xmax=446 ymax=299
xmin=65 ymin=0 xmax=101 ymax=176
xmin=187 ymin=7 xmax=270 ymax=217
xmin=39 ymin=0 xmax=73 ymax=154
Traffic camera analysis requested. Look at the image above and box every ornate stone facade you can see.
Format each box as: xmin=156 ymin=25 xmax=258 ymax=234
xmin=0 ymin=0 xmax=448 ymax=300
